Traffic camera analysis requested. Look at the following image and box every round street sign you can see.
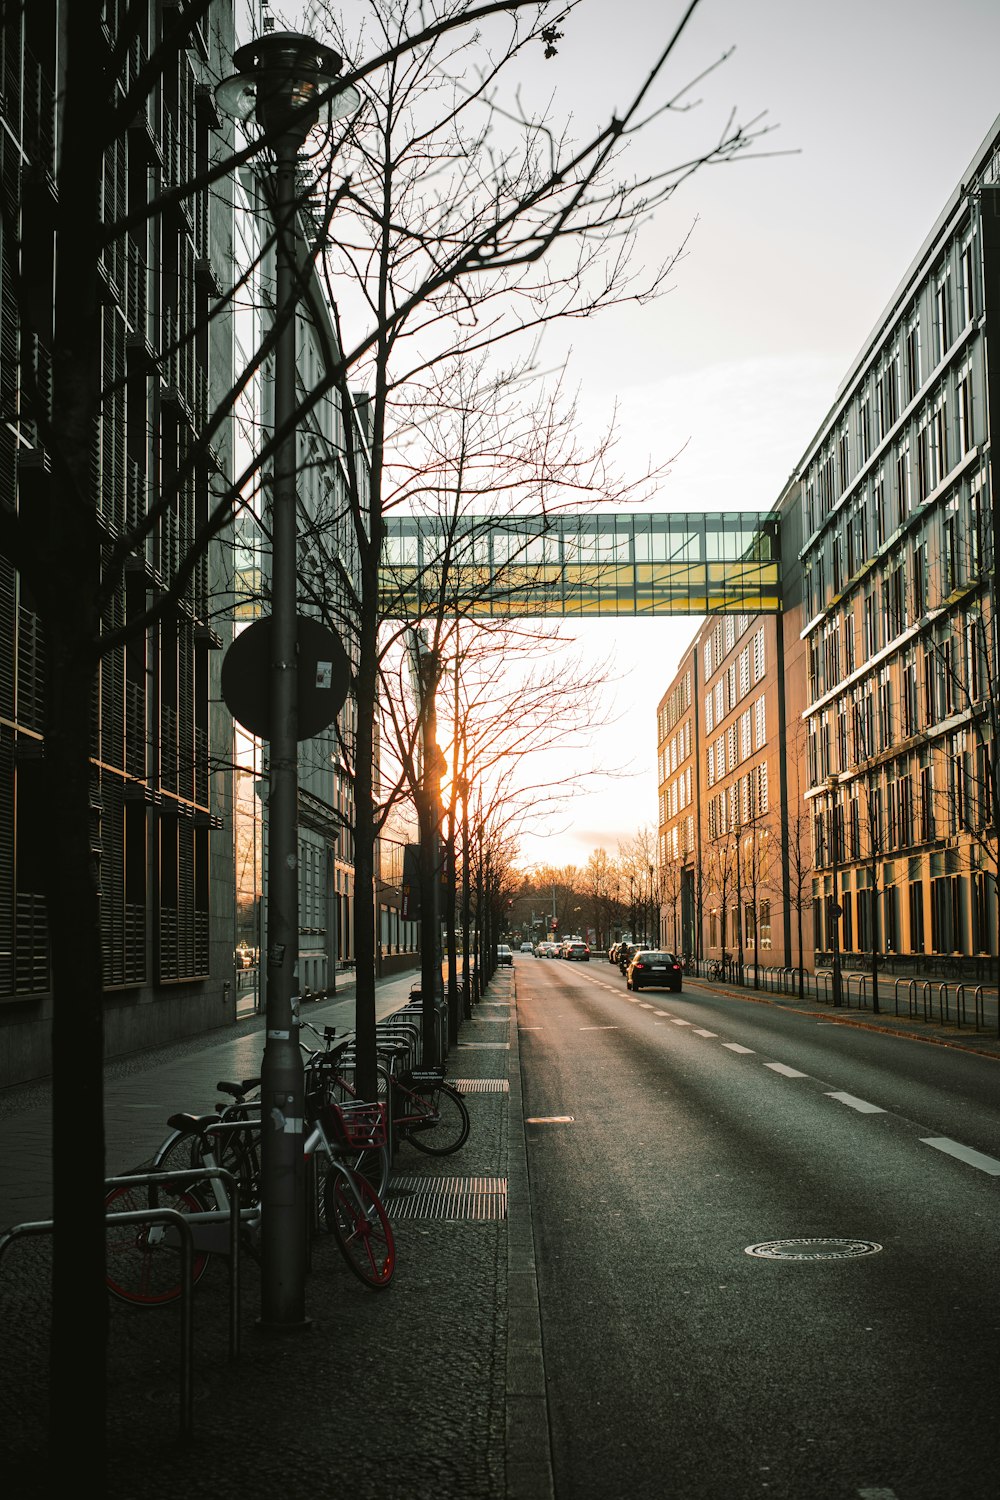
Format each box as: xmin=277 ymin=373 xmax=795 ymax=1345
xmin=221 ymin=614 xmax=351 ymax=740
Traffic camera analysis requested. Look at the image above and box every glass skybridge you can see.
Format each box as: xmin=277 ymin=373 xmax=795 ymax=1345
xmin=381 ymin=510 xmax=782 ymax=618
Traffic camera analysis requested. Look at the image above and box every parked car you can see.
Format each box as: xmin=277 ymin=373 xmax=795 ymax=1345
xmin=496 ymin=944 xmax=514 ymax=967
xmin=625 ymin=949 xmax=683 ymax=992
xmin=563 ymin=940 xmax=590 ymax=961
xmin=519 ymin=942 xmax=535 ymax=955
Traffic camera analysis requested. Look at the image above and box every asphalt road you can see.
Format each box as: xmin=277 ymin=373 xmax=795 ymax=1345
xmin=516 ymin=955 xmax=1000 ymax=1500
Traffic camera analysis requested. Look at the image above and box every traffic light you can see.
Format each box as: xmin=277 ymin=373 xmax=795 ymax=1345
xmin=550 ymin=917 xmax=558 ymax=932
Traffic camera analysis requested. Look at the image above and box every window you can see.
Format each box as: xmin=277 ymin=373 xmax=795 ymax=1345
xmin=909 ymin=880 xmax=925 ymax=952
xmin=760 ymin=899 xmax=772 ymax=950
xmin=754 ymin=628 xmax=766 ymax=682
xmin=756 ymin=760 xmax=768 ymax=814
xmin=704 ymin=641 xmax=712 ymax=681
xmin=935 ymin=275 xmax=950 ymax=364
xmin=858 ymin=398 xmax=872 ymax=463
xmin=932 ymin=396 xmax=948 ymax=489
xmin=873 ymin=476 xmax=886 ymax=547
xmin=958 ymin=368 xmax=974 ymax=454
xmin=741 ymin=708 xmax=752 ymax=760
xmin=905 ymin=318 xmax=921 ymax=401
xmin=754 ymin=695 xmax=766 ymax=750
xmin=962 ymin=238 xmax=976 ymax=327
xmin=903 ymin=659 xmax=918 ymax=738
xmin=705 ymin=693 xmax=713 ymax=734
xmin=896 ymin=448 xmax=910 ymax=522
xmin=838 ymin=429 xmax=850 ymax=487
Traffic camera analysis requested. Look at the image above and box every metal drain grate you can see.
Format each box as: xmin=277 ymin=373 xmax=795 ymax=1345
xmin=386 ymin=1175 xmax=507 ymax=1221
xmin=449 ymin=1078 xmax=509 ymax=1093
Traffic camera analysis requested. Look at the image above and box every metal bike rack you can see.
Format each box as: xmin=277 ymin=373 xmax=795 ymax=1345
xmin=0 ymin=1206 xmax=196 ymax=1437
xmin=107 ymin=1165 xmax=242 ymax=1359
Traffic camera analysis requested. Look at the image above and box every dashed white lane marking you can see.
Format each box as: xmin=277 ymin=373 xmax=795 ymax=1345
xmin=638 ymin=1002 xmax=654 ymax=1009
xmin=765 ymin=1062 xmax=809 ymax=1078
xmin=826 ymin=1091 xmax=885 ymax=1114
xmin=654 ymin=1010 xmax=671 ymax=1017
xmin=670 ymin=1018 xmax=692 ymax=1027
xmin=579 ymin=1025 xmax=619 ymax=1031
xmin=858 ymin=1487 xmax=899 ymax=1498
xmin=693 ymin=1028 xmax=717 ymax=1037
xmin=723 ymin=1042 xmax=755 ymax=1054
xmin=921 ymin=1137 xmax=1000 ymax=1175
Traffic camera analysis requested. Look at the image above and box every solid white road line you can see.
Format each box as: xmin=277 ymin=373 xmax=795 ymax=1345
xmin=826 ymin=1091 xmax=885 ymax=1113
xmin=920 ymin=1137 xmax=1000 ymax=1175
xmin=723 ymin=1042 xmax=755 ymax=1054
xmin=765 ymin=1062 xmax=809 ymax=1078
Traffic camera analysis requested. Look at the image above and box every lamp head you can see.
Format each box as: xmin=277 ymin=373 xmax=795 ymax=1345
xmin=216 ymin=30 xmax=360 ymax=144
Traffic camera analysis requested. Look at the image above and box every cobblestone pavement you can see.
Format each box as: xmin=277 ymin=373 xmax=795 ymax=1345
xmin=0 ymin=968 xmax=552 ymax=1500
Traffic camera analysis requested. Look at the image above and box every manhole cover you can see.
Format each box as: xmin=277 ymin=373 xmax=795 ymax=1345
xmin=745 ymin=1237 xmax=883 ymax=1261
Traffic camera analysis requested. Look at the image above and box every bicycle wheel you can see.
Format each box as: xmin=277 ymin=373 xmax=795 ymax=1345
xmin=402 ymin=1082 xmax=470 ymax=1156
xmin=323 ymin=1166 xmax=395 ymax=1289
xmin=155 ymin=1122 xmax=260 ymax=1207
xmin=105 ymin=1180 xmax=211 ymax=1306
xmin=344 ymin=1143 xmax=390 ymax=1197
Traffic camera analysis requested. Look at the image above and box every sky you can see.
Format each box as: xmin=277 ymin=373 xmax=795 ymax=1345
xmin=285 ymin=0 xmax=1000 ymax=870
xmin=494 ymin=0 xmax=1000 ymax=871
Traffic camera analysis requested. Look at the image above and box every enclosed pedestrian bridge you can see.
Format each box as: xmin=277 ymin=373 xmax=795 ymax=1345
xmin=381 ymin=511 xmax=782 ymax=618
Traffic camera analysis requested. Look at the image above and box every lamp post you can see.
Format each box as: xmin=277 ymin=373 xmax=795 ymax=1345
xmin=828 ymin=772 xmax=843 ymax=1008
xmin=648 ymin=863 xmax=655 ymax=946
xmin=217 ymin=32 xmax=359 ymax=1333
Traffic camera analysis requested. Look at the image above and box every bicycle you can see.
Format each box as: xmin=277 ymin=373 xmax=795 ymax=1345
xmin=707 ymin=958 xmax=725 ymax=980
xmin=323 ymin=1018 xmax=471 ymax=1156
xmin=105 ymin=1091 xmax=395 ymax=1303
xmin=387 ymin=1061 xmax=470 ymax=1155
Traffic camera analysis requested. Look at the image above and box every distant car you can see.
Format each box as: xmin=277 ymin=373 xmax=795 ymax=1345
xmin=519 ymin=942 xmax=535 ymax=955
xmin=625 ymin=950 xmax=683 ymax=992
xmin=538 ymin=941 xmax=559 ymax=957
xmin=496 ymin=944 xmax=514 ymax=967
xmin=563 ymin=941 xmax=590 ymax=961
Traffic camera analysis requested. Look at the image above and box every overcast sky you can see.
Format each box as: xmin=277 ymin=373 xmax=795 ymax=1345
xmin=285 ymin=0 xmax=1000 ymax=870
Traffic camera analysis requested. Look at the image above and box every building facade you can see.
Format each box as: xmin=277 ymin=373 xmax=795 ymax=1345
xmin=800 ymin=121 xmax=1000 ymax=979
xmin=0 ymin=2 xmax=239 ymax=1085
xmin=657 ymin=113 xmax=1000 ymax=983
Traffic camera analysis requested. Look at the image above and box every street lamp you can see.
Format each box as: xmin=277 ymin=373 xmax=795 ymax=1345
xmin=827 ymin=772 xmax=843 ymax=1008
xmin=216 ymin=31 xmax=359 ymax=1334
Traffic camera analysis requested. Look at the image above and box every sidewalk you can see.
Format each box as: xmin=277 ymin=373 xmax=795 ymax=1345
xmin=0 ymin=965 xmax=552 ymax=1500
xmin=695 ymin=968 xmax=1000 ymax=1062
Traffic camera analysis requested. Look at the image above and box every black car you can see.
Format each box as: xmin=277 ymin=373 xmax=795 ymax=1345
xmin=625 ymin=950 xmax=683 ymax=992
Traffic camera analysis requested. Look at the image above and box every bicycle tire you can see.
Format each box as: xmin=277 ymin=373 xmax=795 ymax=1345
xmin=105 ymin=1180 xmax=211 ymax=1306
xmin=323 ymin=1166 xmax=395 ymax=1288
xmin=343 ymin=1143 xmax=390 ymax=1197
xmin=400 ymin=1081 xmax=470 ymax=1156
xmin=154 ymin=1121 xmax=261 ymax=1207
